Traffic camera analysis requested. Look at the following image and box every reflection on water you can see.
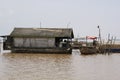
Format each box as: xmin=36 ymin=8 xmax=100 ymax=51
xmin=0 ymin=50 xmax=120 ymax=80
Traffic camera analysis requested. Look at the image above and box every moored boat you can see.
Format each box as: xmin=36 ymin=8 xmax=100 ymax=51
xmin=80 ymin=46 xmax=98 ymax=54
xmin=79 ymin=36 xmax=98 ymax=54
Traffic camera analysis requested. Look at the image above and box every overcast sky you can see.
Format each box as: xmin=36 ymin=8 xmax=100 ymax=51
xmin=0 ymin=0 xmax=120 ymax=40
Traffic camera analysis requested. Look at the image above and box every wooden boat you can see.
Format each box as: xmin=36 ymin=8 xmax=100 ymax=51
xmin=79 ymin=36 xmax=98 ymax=54
xmin=80 ymin=46 xmax=98 ymax=54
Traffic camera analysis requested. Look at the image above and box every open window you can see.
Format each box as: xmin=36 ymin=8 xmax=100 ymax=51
xmin=3 ymin=36 xmax=13 ymax=50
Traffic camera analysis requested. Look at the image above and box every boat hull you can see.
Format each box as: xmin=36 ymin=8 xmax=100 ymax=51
xmin=80 ymin=47 xmax=97 ymax=54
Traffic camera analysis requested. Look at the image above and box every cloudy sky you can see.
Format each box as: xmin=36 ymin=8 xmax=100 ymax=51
xmin=0 ymin=0 xmax=120 ymax=40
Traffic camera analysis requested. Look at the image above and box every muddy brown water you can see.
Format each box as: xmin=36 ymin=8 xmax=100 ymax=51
xmin=0 ymin=50 xmax=120 ymax=80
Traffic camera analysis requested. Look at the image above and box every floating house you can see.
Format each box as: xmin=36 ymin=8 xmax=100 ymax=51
xmin=2 ymin=28 xmax=74 ymax=53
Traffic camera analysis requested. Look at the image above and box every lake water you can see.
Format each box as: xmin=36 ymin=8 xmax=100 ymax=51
xmin=0 ymin=50 xmax=120 ymax=80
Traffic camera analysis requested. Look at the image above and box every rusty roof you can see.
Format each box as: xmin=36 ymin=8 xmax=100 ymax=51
xmin=10 ymin=28 xmax=74 ymax=38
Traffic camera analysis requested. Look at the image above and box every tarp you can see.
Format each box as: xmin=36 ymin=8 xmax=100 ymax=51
xmin=86 ymin=36 xmax=97 ymax=40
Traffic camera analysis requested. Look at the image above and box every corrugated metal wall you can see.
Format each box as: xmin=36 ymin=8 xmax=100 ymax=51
xmin=14 ymin=38 xmax=55 ymax=48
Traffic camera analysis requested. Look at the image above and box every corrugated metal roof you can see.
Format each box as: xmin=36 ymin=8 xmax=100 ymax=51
xmin=10 ymin=28 xmax=74 ymax=38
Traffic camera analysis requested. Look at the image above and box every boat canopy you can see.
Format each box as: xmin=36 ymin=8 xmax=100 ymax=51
xmin=86 ymin=36 xmax=97 ymax=40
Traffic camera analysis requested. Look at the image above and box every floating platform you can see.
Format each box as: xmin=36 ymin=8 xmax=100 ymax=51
xmin=11 ymin=47 xmax=72 ymax=54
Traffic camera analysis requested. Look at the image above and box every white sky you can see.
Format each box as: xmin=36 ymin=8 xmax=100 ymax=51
xmin=0 ymin=0 xmax=120 ymax=40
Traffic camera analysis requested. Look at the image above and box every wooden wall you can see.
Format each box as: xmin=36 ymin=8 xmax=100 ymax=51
xmin=14 ymin=38 xmax=55 ymax=48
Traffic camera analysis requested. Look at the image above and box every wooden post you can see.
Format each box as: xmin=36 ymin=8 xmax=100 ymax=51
xmin=0 ymin=40 xmax=1 ymax=53
xmin=86 ymin=36 xmax=88 ymax=46
xmin=0 ymin=39 xmax=2 ymax=54
xmin=109 ymin=36 xmax=113 ymax=53
xmin=97 ymin=25 xmax=102 ymax=45
xmin=97 ymin=25 xmax=102 ymax=53
xmin=113 ymin=37 xmax=116 ymax=45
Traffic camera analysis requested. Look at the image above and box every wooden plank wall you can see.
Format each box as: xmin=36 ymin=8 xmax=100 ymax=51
xmin=14 ymin=38 xmax=55 ymax=48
